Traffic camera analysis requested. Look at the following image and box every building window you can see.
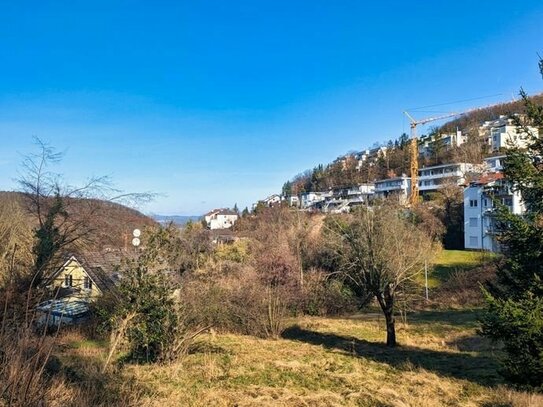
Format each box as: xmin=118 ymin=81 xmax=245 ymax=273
xmin=469 ymin=217 xmax=478 ymax=227
xmin=469 ymin=199 xmax=478 ymax=207
xmin=83 ymin=276 xmax=92 ymax=290
xmin=503 ymin=197 xmax=513 ymax=207
xmin=64 ymin=274 xmax=72 ymax=287
xmin=469 ymin=236 xmax=478 ymax=247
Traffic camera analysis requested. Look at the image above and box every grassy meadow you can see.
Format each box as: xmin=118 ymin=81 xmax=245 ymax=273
xmin=56 ymin=309 xmax=541 ymax=407
xmin=37 ymin=250 xmax=539 ymax=406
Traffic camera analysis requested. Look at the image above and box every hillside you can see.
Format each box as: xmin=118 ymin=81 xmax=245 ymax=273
xmin=283 ymin=93 xmax=543 ymax=196
xmin=152 ymin=214 xmax=202 ymax=227
xmin=0 ymin=191 xmax=157 ymax=252
xmin=438 ymin=93 xmax=543 ymax=134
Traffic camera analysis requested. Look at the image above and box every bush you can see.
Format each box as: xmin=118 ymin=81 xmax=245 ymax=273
xmin=300 ymin=270 xmax=358 ymax=316
xmin=95 ymin=242 xmax=208 ymax=366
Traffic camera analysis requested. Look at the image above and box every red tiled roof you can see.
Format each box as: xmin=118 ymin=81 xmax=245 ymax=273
xmin=472 ymin=172 xmax=505 ymax=185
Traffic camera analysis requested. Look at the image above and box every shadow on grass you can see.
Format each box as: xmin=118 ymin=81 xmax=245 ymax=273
xmin=282 ymin=325 xmax=501 ymax=387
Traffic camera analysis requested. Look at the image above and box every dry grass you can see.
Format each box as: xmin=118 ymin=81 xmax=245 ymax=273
xmin=52 ymin=309 xmax=542 ymax=407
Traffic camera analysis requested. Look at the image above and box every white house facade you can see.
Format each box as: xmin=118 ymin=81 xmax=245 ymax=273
xmin=484 ymin=155 xmax=506 ymax=172
xmin=374 ymin=176 xmax=411 ymax=204
xmin=300 ymin=192 xmax=330 ymax=209
xmin=418 ymin=162 xmax=475 ymax=193
xmin=463 ymin=173 xmax=524 ymax=252
xmin=205 ymin=209 xmax=239 ymax=230
xmin=479 ymin=115 xmax=538 ymax=152
xmin=419 ymin=130 xmax=466 ymax=157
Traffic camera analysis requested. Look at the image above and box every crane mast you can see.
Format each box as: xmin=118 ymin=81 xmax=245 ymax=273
xmin=404 ymin=110 xmax=463 ymax=206
xmin=403 ymin=98 xmax=505 ymax=206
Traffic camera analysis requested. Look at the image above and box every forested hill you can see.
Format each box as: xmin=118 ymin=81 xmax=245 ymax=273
xmin=0 ymin=191 xmax=157 ymax=252
xmin=282 ymin=93 xmax=543 ymax=196
xmin=438 ymin=93 xmax=543 ymax=134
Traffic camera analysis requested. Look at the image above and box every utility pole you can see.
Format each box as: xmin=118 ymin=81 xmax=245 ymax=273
xmin=424 ymin=260 xmax=429 ymax=302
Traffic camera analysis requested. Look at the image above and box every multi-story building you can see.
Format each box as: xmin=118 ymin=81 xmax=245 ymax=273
xmin=419 ymin=130 xmax=466 ymax=158
xmin=418 ymin=162 xmax=475 ymax=193
xmin=484 ymin=154 xmax=506 ymax=172
xmin=300 ymin=191 xmax=330 ymax=209
xmin=479 ymin=115 xmax=538 ymax=152
xmin=204 ymin=209 xmax=239 ymax=230
xmin=287 ymin=195 xmax=300 ymax=207
xmin=463 ymin=172 xmax=524 ymax=252
xmin=374 ymin=176 xmax=411 ymax=204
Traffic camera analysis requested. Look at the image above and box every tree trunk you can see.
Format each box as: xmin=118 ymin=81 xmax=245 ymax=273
xmin=376 ymin=286 xmax=396 ymax=347
xmin=384 ymin=307 xmax=396 ymax=347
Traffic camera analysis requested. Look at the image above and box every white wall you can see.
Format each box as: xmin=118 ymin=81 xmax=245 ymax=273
xmin=463 ymin=181 xmax=524 ymax=252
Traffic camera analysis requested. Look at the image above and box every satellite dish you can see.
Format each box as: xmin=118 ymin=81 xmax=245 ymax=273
xmin=132 ymin=237 xmax=141 ymax=247
xmin=133 ymin=229 xmax=141 ymax=238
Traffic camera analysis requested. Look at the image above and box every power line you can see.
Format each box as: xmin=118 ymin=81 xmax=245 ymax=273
xmin=407 ymin=93 xmax=503 ymax=112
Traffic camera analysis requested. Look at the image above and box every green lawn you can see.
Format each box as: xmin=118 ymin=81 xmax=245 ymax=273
xmin=426 ymin=249 xmax=495 ymax=288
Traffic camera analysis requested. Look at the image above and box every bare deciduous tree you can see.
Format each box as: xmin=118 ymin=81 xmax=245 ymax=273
xmin=327 ymin=203 xmax=436 ymax=346
xmin=18 ymin=138 xmax=155 ymax=286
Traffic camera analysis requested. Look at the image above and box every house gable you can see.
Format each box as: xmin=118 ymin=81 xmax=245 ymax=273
xmin=45 ymin=256 xmax=104 ymax=299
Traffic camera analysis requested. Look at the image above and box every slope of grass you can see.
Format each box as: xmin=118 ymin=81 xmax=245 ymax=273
xmin=428 ymin=250 xmax=494 ymax=288
xmin=56 ymin=310 xmax=542 ymax=407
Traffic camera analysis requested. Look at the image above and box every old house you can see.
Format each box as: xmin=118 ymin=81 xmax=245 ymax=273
xmin=37 ymin=253 xmax=120 ymax=325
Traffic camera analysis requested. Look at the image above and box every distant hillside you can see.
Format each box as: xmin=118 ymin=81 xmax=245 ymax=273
xmin=151 ymin=214 xmax=202 ymax=226
xmin=438 ymin=93 xmax=543 ymax=134
xmin=0 ymin=191 xmax=157 ymax=251
xmin=282 ymin=93 xmax=543 ymax=196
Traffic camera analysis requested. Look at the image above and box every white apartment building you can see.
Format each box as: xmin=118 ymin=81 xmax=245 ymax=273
xmin=419 ymin=130 xmax=466 ymax=157
xmin=484 ymin=155 xmax=506 ymax=172
xmin=300 ymin=191 xmax=330 ymax=209
xmin=374 ymin=176 xmax=411 ymax=204
xmin=287 ymin=195 xmax=300 ymax=207
xmin=355 ymin=146 xmax=388 ymax=169
xmin=463 ymin=173 xmax=524 ymax=252
xmin=418 ymin=162 xmax=475 ymax=193
xmin=204 ymin=209 xmax=239 ymax=230
xmin=479 ymin=115 xmax=538 ymax=152
xmin=263 ymin=194 xmax=282 ymax=207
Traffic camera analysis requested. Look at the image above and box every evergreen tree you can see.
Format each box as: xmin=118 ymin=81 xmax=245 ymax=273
xmin=480 ymin=59 xmax=543 ymax=389
xmin=282 ymin=181 xmax=292 ymax=196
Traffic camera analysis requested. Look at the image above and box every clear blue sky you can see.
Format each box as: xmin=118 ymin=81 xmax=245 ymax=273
xmin=1 ymin=1 xmax=542 ymax=215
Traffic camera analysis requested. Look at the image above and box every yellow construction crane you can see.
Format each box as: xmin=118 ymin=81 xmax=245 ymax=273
xmin=403 ymin=111 xmax=463 ymax=206
xmin=404 ymin=96 xmax=509 ymax=206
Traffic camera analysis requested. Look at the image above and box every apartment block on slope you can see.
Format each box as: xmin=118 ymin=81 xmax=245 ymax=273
xmin=374 ymin=175 xmax=411 ymax=204
xmin=479 ymin=115 xmax=539 ymax=152
xmin=418 ymin=162 xmax=476 ymax=193
xmin=463 ymin=172 xmax=524 ymax=252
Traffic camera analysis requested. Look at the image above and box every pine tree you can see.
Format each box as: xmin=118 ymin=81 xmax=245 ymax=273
xmin=480 ymin=58 xmax=543 ymax=389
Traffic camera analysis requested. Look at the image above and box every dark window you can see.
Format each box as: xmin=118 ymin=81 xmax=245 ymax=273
xmin=83 ymin=276 xmax=92 ymax=290
xmin=64 ymin=274 xmax=72 ymax=287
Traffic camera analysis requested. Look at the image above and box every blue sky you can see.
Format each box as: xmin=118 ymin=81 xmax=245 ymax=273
xmin=1 ymin=1 xmax=542 ymax=215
